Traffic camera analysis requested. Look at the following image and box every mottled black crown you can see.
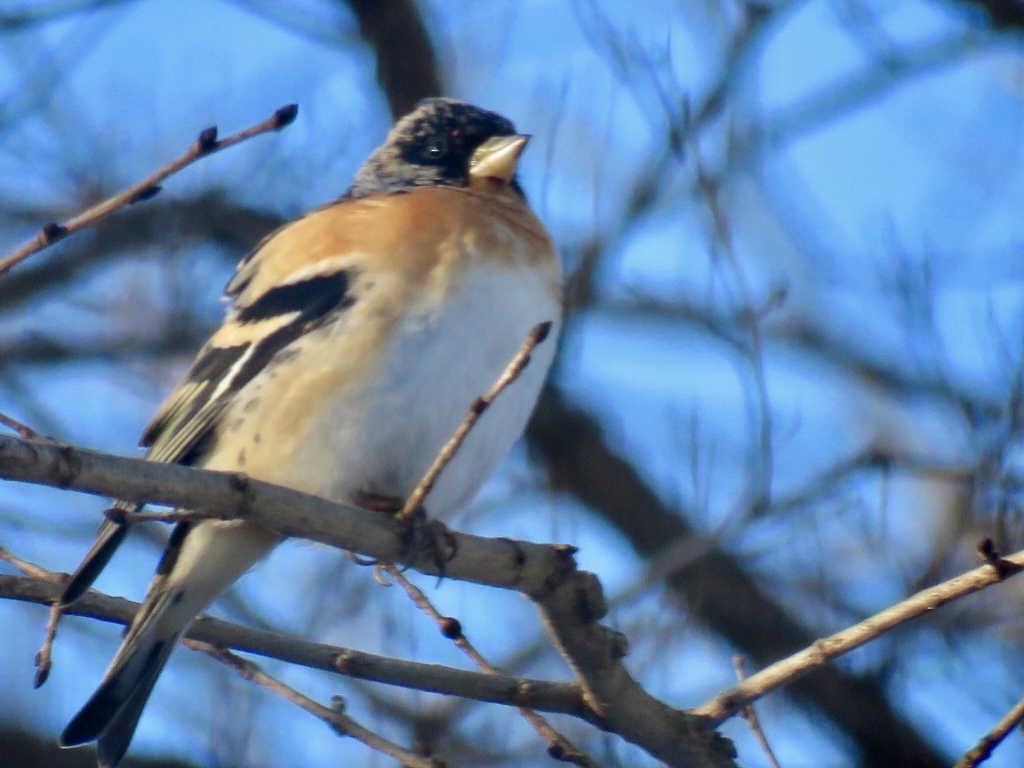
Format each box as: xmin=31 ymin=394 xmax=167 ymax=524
xmin=348 ymin=98 xmax=522 ymax=198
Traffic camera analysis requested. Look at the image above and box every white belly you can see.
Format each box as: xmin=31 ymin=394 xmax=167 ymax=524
xmin=276 ymin=261 xmax=559 ymax=516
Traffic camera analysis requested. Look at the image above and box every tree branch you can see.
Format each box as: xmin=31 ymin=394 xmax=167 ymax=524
xmin=527 ymin=385 xmax=949 ymax=768
xmin=953 ymin=692 xmax=1024 ymax=768
xmin=191 ymin=641 xmax=444 ymax=768
xmin=343 ymin=0 xmax=444 ymax=120
xmin=0 ymin=433 xmax=734 ymax=767
xmin=0 ymin=193 xmax=284 ymax=315
xmin=0 ymin=104 xmax=297 ymax=276
xmin=694 ymin=542 xmax=1024 ymax=722
xmin=0 ymin=572 xmax=595 ymax=719
xmin=384 ymin=565 xmax=601 ymax=767
xmin=0 ymin=432 xmax=571 ymax=592
xmin=396 ymin=321 xmax=552 ymax=524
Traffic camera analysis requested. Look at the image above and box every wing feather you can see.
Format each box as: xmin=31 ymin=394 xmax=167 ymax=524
xmin=62 ymin=202 xmax=359 ymax=606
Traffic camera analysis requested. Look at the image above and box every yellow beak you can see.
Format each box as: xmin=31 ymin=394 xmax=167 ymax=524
xmin=469 ymin=135 xmax=530 ymax=184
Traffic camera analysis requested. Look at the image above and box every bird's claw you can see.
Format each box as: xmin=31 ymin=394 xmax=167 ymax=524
xmin=398 ymin=508 xmax=458 ymax=581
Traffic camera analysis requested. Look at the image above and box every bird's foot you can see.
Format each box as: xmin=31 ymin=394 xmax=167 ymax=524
xmin=398 ymin=506 xmax=458 ymax=581
xmin=349 ymin=492 xmax=458 ymax=579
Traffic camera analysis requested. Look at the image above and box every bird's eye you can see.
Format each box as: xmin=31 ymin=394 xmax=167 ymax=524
xmin=427 ymin=137 xmax=447 ymax=158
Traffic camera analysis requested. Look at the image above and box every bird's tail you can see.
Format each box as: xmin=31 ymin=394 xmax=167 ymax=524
xmin=61 ymin=503 xmax=137 ymax=606
xmin=60 ymin=580 xmax=185 ymax=768
xmin=60 ymin=519 xmax=281 ymax=767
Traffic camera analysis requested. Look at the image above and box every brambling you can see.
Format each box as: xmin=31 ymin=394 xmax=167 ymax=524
xmin=59 ymin=97 xmax=562 ymax=767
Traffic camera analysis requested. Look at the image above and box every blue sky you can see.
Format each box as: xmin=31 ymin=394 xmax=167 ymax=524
xmin=2 ymin=0 xmax=1024 ymax=766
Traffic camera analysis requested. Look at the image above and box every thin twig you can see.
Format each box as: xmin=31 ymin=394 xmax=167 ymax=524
xmin=33 ymin=601 xmax=61 ymax=687
xmin=0 ymin=543 xmax=63 ymax=686
xmin=0 ymin=103 xmax=298 ymax=276
xmin=731 ymin=656 xmax=782 ymax=768
xmin=953 ymin=693 xmax=1024 ymax=768
xmin=0 ymin=543 xmax=54 ymax=579
xmin=104 ymin=507 xmax=218 ymax=525
xmin=694 ymin=541 xmax=1024 ymax=722
xmin=691 ymin=140 xmax=774 ymax=521
xmin=394 ymin=321 xmax=553 ymax=524
xmin=383 ymin=318 xmax=599 ymax=765
xmin=189 ymin=641 xmax=444 ymax=768
xmin=0 ymin=409 xmax=45 ymax=440
xmin=384 ymin=565 xmax=602 ymax=767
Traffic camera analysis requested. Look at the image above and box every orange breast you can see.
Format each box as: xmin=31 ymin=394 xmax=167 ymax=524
xmin=231 ymin=186 xmax=559 ymax=310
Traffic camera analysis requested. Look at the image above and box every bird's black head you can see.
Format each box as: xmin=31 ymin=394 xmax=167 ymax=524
xmin=348 ymin=98 xmax=527 ymax=198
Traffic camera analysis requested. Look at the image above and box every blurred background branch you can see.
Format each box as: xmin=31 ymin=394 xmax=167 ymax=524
xmin=2 ymin=0 xmax=1024 ymax=766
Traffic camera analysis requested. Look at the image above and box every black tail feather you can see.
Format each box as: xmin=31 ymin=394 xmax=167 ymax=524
xmin=96 ymin=640 xmax=175 ymax=768
xmin=61 ymin=579 xmax=182 ymax=768
xmin=62 ymin=510 xmax=135 ymax=606
xmin=60 ymin=635 xmax=174 ymax=748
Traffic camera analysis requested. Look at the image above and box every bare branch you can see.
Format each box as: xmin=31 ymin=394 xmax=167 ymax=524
xmin=0 ymin=544 xmax=62 ymax=686
xmin=0 ymin=433 xmax=572 ymax=593
xmin=396 ymin=321 xmax=553 ymax=524
xmin=0 ymin=193 xmax=283 ymax=314
xmin=343 ymin=0 xmax=444 ymax=120
xmin=531 ymin=563 xmax=736 ymax=767
xmin=33 ymin=601 xmax=61 ymax=688
xmin=0 ymin=409 xmax=44 ymax=441
xmin=0 ymin=544 xmax=53 ymax=579
xmin=527 ymin=385 xmax=949 ymax=768
xmin=190 ymin=641 xmax=444 ymax=768
xmin=953 ymin=693 xmax=1024 ymax=768
xmin=731 ymin=656 xmax=782 ymax=768
xmin=0 ymin=433 xmax=733 ymax=767
xmin=694 ymin=543 xmax=1024 ymax=722
xmin=385 ymin=565 xmax=601 ymax=767
xmin=0 ymin=104 xmax=297 ymax=276
xmin=0 ymin=572 xmax=595 ymax=719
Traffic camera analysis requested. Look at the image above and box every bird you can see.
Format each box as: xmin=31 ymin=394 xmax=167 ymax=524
xmin=58 ymin=97 xmax=562 ymax=767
